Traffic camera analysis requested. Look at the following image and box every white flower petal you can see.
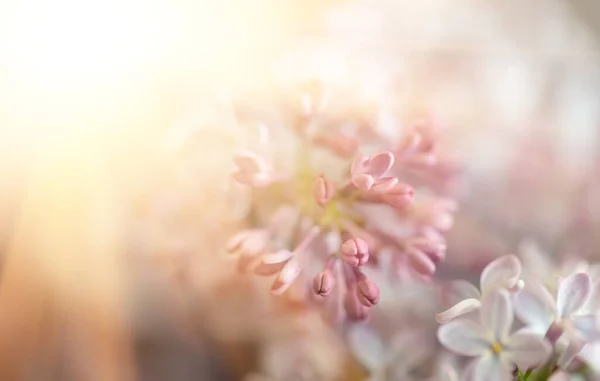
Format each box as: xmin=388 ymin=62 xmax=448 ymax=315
xmin=572 ymin=315 xmax=600 ymax=342
xmin=480 ymin=255 xmax=521 ymax=295
xmin=557 ymin=273 xmax=592 ymax=317
xmin=437 ymin=319 xmax=488 ymax=356
xmin=348 ymin=325 xmax=385 ymax=370
xmin=481 ymin=290 xmax=513 ymax=341
xmin=504 ymin=331 xmax=552 ymax=369
xmin=557 ymin=337 xmax=586 ymax=369
xmin=472 ymin=354 xmax=512 ymax=381
xmin=513 ymin=280 xmax=556 ymax=331
xmin=519 ymin=239 xmax=552 ymax=278
xmin=447 ymin=280 xmax=481 ymax=301
xmin=436 ymin=298 xmax=482 ymax=324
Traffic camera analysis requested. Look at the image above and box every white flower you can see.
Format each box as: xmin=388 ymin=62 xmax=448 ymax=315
xmin=438 ymin=290 xmax=551 ymax=381
xmin=436 ymin=255 xmax=524 ymax=323
xmin=518 ymin=239 xmax=594 ymax=294
xmin=513 ymin=272 xmax=600 ymax=368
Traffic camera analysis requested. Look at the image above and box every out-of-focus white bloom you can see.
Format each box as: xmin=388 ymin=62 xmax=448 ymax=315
xmin=513 ymin=272 xmax=600 ymax=368
xmin=348 ymin=324 xmax=433 ymax=381
xmin=436 ymin=255 xmax=523 ymax=323
xmin=247 ymin=311 xmax=345 ymax=381
xmin=518 ymin=240 xmax=593 ymax=293
xmin=438 ymin=290 xmax=551 ymax=381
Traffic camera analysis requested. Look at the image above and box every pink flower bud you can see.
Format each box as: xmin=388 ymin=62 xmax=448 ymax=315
xmin=341 ymin=237 xmax=369 ymax=266
xmin=249 ymin=250 xmax=293 ymax=276
xmin=355 ymin=273 xmax=380 ymax=307
xmin=380 ymin=183 xmax=414 ymax=209
xmin=343 ymin=288 xmax=370 ymax=321
xmin=313 ymin=174 xmax=335 ymax=207
xmin=408 ymin=248 xmax=436 ymax=276
xmin=312 ymin=131 xmax=358 ymax=158
xmin=313 ymin=270 xmax=335 ymax=297
xmin=226 ymin=230 xmax=268 ymax=257
xmin=409 ymin=237 xmax=447 ymax=263
xmin=397 ymin=131 xmax=423 ymax=155
xmin=271 ymin=256 xmax=301 ymax=295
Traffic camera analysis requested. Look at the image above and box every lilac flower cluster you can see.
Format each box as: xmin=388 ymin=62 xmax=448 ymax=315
xmin=437 ymin=254 xmax=600 ymax=381
xmin=224 ymin=89 xmax=457 ymax=322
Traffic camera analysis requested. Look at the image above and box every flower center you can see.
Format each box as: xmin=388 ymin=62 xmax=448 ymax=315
xmin=491 ymin=342 xmax=503 ymax=354
xmin=293 ymin=155 xmax=361 ymax=230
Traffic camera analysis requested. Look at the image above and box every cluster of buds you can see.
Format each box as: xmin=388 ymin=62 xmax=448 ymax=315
xmin=222 ymin=84 xmax=458 ymax=321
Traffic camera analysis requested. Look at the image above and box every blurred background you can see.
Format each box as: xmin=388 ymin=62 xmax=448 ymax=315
xmin=1 ymin=0 xmax=600 ymax=380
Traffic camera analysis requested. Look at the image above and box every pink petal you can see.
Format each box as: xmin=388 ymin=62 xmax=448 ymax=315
xmin=436 ymin=298 xmax=482 ymax=324
xmin=437 ymin=319 xmax=488 ymax=356
xmin=225 ymin=230 xmax=250 ymax=254
xmin=250 ymin=172 xmax=276 ymax=187
xmin=480 ymin=290 xmax=513 ymax=341
xmin=557 ymin=273 xmax=592 ymax=317
xmin=241 ymin=232 xmax=268 ymax=256
xmin=260 ymin=250 xmax=294 ymax=264
xmin=513 ymin=280 xmax=556 ymax=331
xmin=480 ymin=255 xmax=522 ymax=295
xmin=350 ymin=154 xmax=370 ymax=176
xmin=505 ymin=332 xmax=552 ymax=369
xmin=271 ymin=257 xmax=301 ymax=295
xmin=313 ymin=131 xmax=358 ymax=158
xmin=365 ymin=151 xmax=395 ymax=178
xmin=233 ymin=150 xmax=268 ymax=172
xmin=278 ymin=256 xmax=301 ymax=283
xmin=408 ymin=249 xmax=436 ymax=276
xmin=370 ymin=177 xmax=398 ymax=192
xmin=352 ymin=173 xmax=375 ymax=191
xmin=231 ymin=170 xmax=256 ymax=186
xmin=251 ymin=261 xmax=286 ymax=276
xmin=472 ymin=355 xmax=513 ymax=381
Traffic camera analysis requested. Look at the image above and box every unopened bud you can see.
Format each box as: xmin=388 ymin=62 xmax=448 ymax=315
xmin=313 ymin=131 xmax=358 ymax=158
xmin=341 ymin=237 xmax=369 ymax=266
xmin=343 ymin=288 xmax=370 ymax=321
xmin=313 ymin=175 xmax=335 ymax=207
xmin=270 ymin=257 xmax=301 ymax=295
xmin=408 ymin=248 xmax=436 ymax=276
xmin=355 ymin=273 xmax=380 ymax=307
xmin=381 ymin=183 xmax=414 ymax=209
xmin=312 ymin=270 xmax=335 ymax=297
